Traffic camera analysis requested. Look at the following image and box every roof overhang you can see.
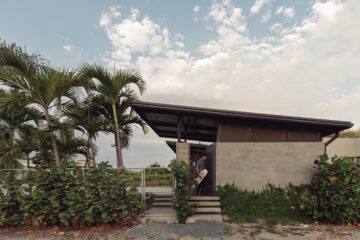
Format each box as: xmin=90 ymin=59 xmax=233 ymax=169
xmin=131 ymin=101 xmax=353 ymax=142
xmin=166 ymin=141 xmax=209 ymax=154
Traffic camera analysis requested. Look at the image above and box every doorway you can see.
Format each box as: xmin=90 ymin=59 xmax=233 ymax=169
xmin=189 ymin=143 xmax=215 ymax=196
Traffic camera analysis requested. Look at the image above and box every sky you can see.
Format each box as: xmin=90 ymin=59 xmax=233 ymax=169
xmin=1 ymin=0 xmax=360 ymax=167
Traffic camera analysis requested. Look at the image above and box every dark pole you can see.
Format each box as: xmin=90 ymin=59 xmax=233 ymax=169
xmin=177 ymin=113 xmax=181 ymax=142
xmin=324 ymin=132 xmax=339 ymax=154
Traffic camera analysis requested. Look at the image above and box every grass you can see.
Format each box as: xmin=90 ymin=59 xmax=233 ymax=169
xmin=216 ymin=183 xmax=312 ymax=225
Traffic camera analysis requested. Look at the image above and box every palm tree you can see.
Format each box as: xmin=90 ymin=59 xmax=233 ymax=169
xmin=14 ymin=125 xmax=41 ymax=169
xmin=92 ymin=95 xmax=148 ymax=151
xmin=0 ymin=42 xmax=80 ymax=167
xmin=0 ymin=89 xmax=42 ymax=167
xmin=0 ymin=124 xmax=41 ymax=169
xmin=78 ymin=64 xmax=146 ymax=167
xmin=56 ymin=129 xmax=87 ymax=168
xmin=61 ymin=99 xmax=110 ymax=167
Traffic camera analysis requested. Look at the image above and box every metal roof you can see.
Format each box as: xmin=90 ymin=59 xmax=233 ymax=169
xmin=131 ymin=101 xmax=353 ymax=142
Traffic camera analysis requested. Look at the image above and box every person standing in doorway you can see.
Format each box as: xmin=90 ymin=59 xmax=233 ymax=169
xmin=195 ymin=153 xmax=208 ymax=196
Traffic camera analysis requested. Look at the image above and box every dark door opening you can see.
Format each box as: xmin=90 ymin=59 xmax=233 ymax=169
xmin=189 ymin=143 xmax=215 ymax=196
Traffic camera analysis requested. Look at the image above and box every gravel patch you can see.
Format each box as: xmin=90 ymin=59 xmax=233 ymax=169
xmin=123 ymin=222 xmax=229 ymax=239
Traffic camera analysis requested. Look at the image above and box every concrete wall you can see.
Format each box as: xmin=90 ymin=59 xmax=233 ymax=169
xmin=216 ymin=142 xmax=324 ymax=190
xmin=323 ymin=137 xmax=360 ymax=158
xmin=176 ymin=142 xmax=190 ymax=163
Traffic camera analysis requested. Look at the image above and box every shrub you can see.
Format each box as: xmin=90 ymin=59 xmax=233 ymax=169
xmin=303 ymin=155 xmax=360 ymax=224
xmin=169 ymin=159 xmax=192 ymax=223
xmin=216 ymin=183 xmax=309 ymax=224
xmin=0 ymin=163 xmax=142 ymax=227
xmin=0 ymin=172 xmax=23 ymax=226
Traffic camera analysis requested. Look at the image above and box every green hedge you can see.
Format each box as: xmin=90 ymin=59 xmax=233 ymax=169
xmin=0 ymin=163 xmax=142 ymax=227
xmin=216 ymin=183 xmax=309 ymax=225
xmin=303 ymin=155 xmax=360 ymax=224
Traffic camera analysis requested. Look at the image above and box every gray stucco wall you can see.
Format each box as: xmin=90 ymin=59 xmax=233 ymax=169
xmin=216 ymin=142 xmax=324 ymax=190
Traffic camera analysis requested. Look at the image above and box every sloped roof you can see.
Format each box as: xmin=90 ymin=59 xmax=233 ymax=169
xmin=131 ymin=101 xmax=353 ymax=142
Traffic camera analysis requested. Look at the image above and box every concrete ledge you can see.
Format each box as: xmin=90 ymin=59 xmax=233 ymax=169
xmin=187 ymin=214 xmax=223 ymax=223
xmin=190 ymin=196 xmax=220 ymax=201
xmin=142 ymin=216 xmax=177 ymax=223
xmin=193 ymin=207 xmax=221 ymax=213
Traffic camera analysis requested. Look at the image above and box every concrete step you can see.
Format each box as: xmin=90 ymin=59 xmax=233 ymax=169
xmin=143 ymin=206 xmax=177 ymax=223
xmin=190 ymin=201 xmax=220 ymax=207
xmin=190 ymin=196 xmax=220 ymax=201
xmin=153 ymin=202 xmax=172 ymax=207
xmin=142 ymin=216 xmax=177 ymax=223
xmin=154 ymin=193 xmax=173 ymax=198
xmin=146 ymin=207 xmax=174 ymax=216
xmin=187 ymin=214 xmax=223 ymax=223
xmin=193 ymin=207 xmax=221 ymax=213
xmin=154 ymin=197 xmax=173 ymax=202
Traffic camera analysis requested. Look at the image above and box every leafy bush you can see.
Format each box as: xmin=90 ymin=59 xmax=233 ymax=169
xmin=0 ymin=163 xmax=142 ymax=227
xmin=169 ymin=159 xmax=192 ymax=223
xmin=303 ymin=155 xmax=360 ymax=224
xmin=0 ymin=172 xmax=23 ymax=226
xmin=216 ymin=183 xmax=309 ymax=224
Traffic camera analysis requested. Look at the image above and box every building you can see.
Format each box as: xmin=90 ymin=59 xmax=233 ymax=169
xmin=322 ymin=137 xmax=360 ymax=161
xmin=131 ymin=101 xmax=353 ymax=193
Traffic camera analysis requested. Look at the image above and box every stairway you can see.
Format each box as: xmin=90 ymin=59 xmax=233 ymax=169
xmin=143 ymin=193 xmax=177 ymax=223
xmin=187 ymin=195 xmax=223 ymax=223
xmin=144 ymin=194 xmax=223 ymax=223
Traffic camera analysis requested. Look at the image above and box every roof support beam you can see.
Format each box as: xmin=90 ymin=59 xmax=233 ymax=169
xmin=324 ymin=131 xmax=339 ymax=154
xmin=177 ymin=113 xmax=181 ymax=142
xmin=179 ymin=115 xmax=187 ymax=142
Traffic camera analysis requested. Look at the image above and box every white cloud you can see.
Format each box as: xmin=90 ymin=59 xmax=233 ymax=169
xmin=250 ymin=0 xmax=269 ymax=15
xmin=261 ymin=10 xmax=271 ymax=23
xmin=100 ymin=0 xmax=360 ymax=128
xmin=62 ymin=44 xmax=83 ymax=54
xmin=194 ymin=5 xmax=200 ymax=13
xmin=276 ymin=6 xmax=295 ymax=18
xmin=63 ymin=45 xmax=72 ymax=53
xmin=99 ymin=6 xmax=185 ymax=68
xmin=270 ymin=23 xmax=282 ymax=32
xmin=207 ymin=1 xmax=246 ymax=32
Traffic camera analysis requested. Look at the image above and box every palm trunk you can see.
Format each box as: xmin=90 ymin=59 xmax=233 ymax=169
xmin=44 ymin=107 xmax=60 ymax=167
xmin=112 ymin=103 xmax=123 ymax=168
xmin=9 ymin=127 xmax=15 ymax=167
xmin=86 ymin=138 xmax=90 ymax=168
xmin=26 ymin=154 xmax=30 ymax=169
xmin=89 ymin=137 xmax=96 ymax=167
xmin=63 ymin=155 xmax=68 ymax=169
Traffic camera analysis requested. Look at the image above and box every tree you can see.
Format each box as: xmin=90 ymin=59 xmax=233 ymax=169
xmin=14 ymin=125 xmax=41 ymax=169
xmin=78 ymin=64 xmax=146 ymax=167
xmin=0 ymin=41 xmax=80 ymax=167
xmin=56 ymin=129 xmax=87 ymax=168
xmin=61 ymin=97 xmax=110 ymax=167
xmin=91 ymin=95 xmax=148 ymax=152
xmin=0 ymin=89 xmax=42 ymax=167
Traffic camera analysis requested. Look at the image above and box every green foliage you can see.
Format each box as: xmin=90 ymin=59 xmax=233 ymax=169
xmin=0 ymin=41 xmax=148 ymax=168
xmin=0 ymin=172 xmax=23 ymax=226
xmin=0 ymin=163 xmax=142 ymax=227
xmin=169 ymin=159 xmax=192 ymax=223
xmin=303 ymin=155 xmax=360 ymax=224
xmin=216 ymin=183 xmax=310 ymax=224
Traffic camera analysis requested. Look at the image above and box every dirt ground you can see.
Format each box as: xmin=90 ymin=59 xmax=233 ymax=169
xmin=1 ymin=222 xmax=360 ymax=239
xmin=226 ymin=222 xmax=360 ymax=240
